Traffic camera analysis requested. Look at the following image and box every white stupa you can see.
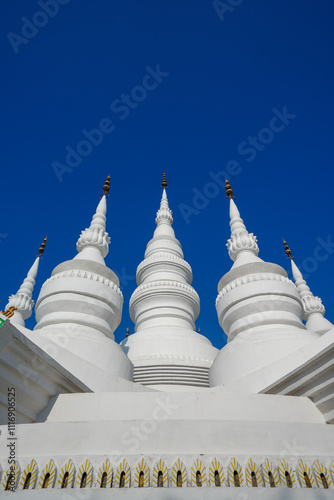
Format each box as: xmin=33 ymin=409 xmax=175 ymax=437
xmin=210 ymin=180 xmax=319 ymax=387
xmin=33 ymin=175 xmax=133 ymax=387
xmin=121 ymin=174 xmax=218 ymax=390
xmin=0 ymin=175 xmax=334 ymax=498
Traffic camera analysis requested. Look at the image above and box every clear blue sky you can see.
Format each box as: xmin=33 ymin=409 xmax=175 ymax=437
xmin=1 ymin=1 xmax=334 ymax=349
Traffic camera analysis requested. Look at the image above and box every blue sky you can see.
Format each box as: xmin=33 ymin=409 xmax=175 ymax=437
xmin=1 ymin=1 xmax=334 ymax=349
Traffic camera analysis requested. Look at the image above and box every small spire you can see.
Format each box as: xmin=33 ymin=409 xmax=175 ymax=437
xmin=76 ymin=192 xmax=110 ymax=262
xmin=198 ymin=327 xmax=201 ymax=333
xmin=126 ymin=327 xmax=129 ymax=337
xmin=37 ymin=236 xmax=47 ymax=259
xmin=5 ymin=251 xmax=41 ymax=326
xmin=225 ymin=178 xmax=235 ymax=199
xmin=227 ymin=198 xmax=260 ymax=264
xmin=101 ymin=175 xmax=111 ymax=198
xmin=161 ymin=172 xmax=168 ymax=189
xmin=291 ymin=259 xmax=333 ymax=334
xmin=283 ymin=238 xmax=294 ymax=261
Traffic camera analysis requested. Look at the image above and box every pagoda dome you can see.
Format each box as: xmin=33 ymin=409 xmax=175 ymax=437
xmin=121 ymin=176 xmax=218 ymax=390
xmin=210 ymin=192 xmax=319 ymax=387
xmin=34 ymin=185 xmax=132 ymax=382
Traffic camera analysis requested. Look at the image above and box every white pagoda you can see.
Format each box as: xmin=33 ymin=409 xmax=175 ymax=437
xmin=0 ymin=174 xmax=333 ymax=499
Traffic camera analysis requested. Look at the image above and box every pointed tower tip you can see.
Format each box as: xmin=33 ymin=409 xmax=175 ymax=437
xmin=37 ymin=237 xmax=47 ymax=259
xmin=283 ymin=238 xmax=294 ymax=261
xmin=291 ymin=259 xmax=303 ymax=282
xmin=101 ymin=175 xmax=111 ymax=198
xmin=155 ymin=174 xmax=174 ymax=230
xmin=226 ymin=188 xmax=260 ymax=265
xmin=229 ymin=198 xmax=240 ymax=220
xmin=225 ymin=178 xmax=235 ymax=200
xmin=161 ymin=172 xmax=168 ymax=189
xmin=28 ymin=256 xmax=41 ymax=280
xmin=76 ymin=183 xmax=110 ymax=262
xmin=96 ymin=194 xmax=107 ymax=216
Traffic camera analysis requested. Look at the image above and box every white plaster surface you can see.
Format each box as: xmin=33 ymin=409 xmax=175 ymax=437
xmin=44 ymin=391 xmax=324 ymax=424
xmin=1 ymin=392 xmax=333 ymax=463
xmin=216 ymin=329 xmax=334 ymax=396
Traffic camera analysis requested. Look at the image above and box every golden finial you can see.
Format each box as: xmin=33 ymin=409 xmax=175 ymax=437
xmin=126 ymin=327 xmax=129 ymax=337
xmin=37 ymin=237 xmax=47 ymax=259
xmin=225 ymin=178 xmax=235 ymax=199
xmin=198 ymin=327 xmax=201 ymax=333
xmin=161 ymin=172 xmax=168 ymax=189
xmin=101 ymin=175 xmax=111 ymax=198
xmin=283 ymin=238 xmax=294 ymax=261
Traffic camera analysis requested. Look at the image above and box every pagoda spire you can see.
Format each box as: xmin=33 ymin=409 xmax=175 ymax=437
xmin=225 ymin=181 xmax=260 ymax=266
xmin=289 ymin=246 xmax=333 ymax=334
xmin=5 ymin=237 xmax=47 ymax=327
xmin=125 ymin=173 xmax=218 ymax=390
xmin=153 ymin=173 xmax=174 ymax=239
xmin=75 ymin=175 xmax=111 ymax=264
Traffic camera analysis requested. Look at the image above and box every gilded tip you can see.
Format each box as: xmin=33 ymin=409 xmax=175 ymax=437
xmin=101 ymin=175 xmax=111 ymax=198
xmin=161 ymin=172 xmax=168 ymax=189
xmin=126 ymin=327 xmax=129 ymax=337
xmin=225 ymin=178 xmax=235 ymax=199
xmin=283 ymin=238 xmax=294 ymax=261
xmin=37 ymin=236 xmax=47 ymax=259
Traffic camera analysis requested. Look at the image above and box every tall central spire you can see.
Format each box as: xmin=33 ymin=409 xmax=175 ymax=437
xmin=122 ymin=174 xmax=218 ymax=390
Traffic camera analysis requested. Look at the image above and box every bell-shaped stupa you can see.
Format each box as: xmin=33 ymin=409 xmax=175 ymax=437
xmin=34 ymin=176 xmax=133 ymax=382
xmin=210 ymin=181 xmax=319 ymax=387
xmin=121 ymin=174 xmax=218 ymax=390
